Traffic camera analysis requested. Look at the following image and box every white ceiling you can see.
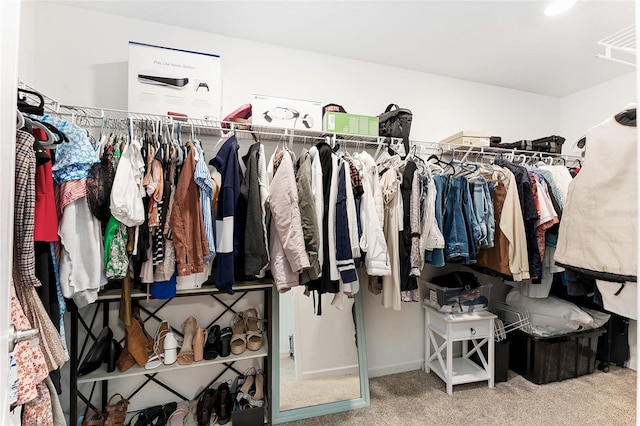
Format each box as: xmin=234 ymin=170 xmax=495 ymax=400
xmin=52 ymin=0 xmax=636 ymax=98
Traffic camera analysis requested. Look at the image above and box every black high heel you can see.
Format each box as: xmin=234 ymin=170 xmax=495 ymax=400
xmin=78 ymin=327 xmax=113 ymax=376
xmin=204 ymin=325 xmax=220 ymax=360
xmin=105 ymin=338 xmax=123 ymax=373
xmin=218 ymin=327 xmax=232 ymax=358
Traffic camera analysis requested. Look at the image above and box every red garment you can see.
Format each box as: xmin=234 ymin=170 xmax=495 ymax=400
xmin=34 ymin=149 xmax=59 ymax=242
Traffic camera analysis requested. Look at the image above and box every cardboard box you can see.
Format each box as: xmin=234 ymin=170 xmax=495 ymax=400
xmin=440 ymin=131 xmax=491 ymax=147
xmin=251 ymin=94 xmax=323 ymax=131
xmin=323 ymin=112 xmax=379 ymax=137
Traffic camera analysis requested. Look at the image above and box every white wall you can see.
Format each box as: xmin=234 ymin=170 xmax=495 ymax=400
xmin=291 ymin=288 xmax=358 ymax=380
xmin=560 ymin=71 xmax=636 ymax=155
xmin=19 ymin=3 xmax=561 ymax=145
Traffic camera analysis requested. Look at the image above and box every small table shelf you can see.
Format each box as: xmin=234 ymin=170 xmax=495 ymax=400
xmin=423 ymin=306 xmax=496 ymax=395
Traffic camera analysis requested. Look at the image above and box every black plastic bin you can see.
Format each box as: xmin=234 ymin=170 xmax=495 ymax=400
xmin=509 ymin=327 xmax=606 ymax=384
xmin=471 ymin=339 xmax=510 ymax=383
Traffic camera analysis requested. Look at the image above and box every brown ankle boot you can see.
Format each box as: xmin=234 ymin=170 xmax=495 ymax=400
xmin=126 ymin=310 xmax=153 ymax=367
xmin=116 ymin=345 xmax=136 ymax=372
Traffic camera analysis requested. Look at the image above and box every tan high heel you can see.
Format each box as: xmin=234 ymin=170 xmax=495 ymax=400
xmin=192 ymin=327 xmax=205 ymax=362
xmin=177 ymin=316 xmax=197 ymax=365
xmin=244 ymin=308 xmax=263 ymax=351
xmin=230 ymin=312 xmax=247 ymax=355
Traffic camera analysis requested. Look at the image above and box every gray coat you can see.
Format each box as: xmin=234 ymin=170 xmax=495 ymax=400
xmin=297 ymin=150 xmax=321 ymax=284
xmin=240 ymin=143 xmax=269 ymax=276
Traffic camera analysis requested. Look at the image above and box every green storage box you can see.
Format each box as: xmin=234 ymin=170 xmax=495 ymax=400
xmin=323 ymin=112 xmax=379 ymax=137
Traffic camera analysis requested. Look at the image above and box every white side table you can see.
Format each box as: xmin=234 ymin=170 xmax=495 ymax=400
xmin=423 ymin=305 xmax=496 ymax=395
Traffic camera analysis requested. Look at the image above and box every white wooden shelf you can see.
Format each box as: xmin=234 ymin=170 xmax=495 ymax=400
xmin=429 ymin=358 xmax=490 ymax=386
xmin=96 ymin=281 xmax=273 ymax=301
xmin=77 ymin=337 xmax=268 ymax=384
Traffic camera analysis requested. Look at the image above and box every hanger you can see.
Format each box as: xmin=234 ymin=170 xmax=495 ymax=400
xmin=569 ymin=158 xmax=582 ymax=169
xmin=17 ymin=88 xmax=45 ymax=115
xmin=450 ymin=159 xmax=479 ymax=177
xmin=427 ymin=153 xmax=454 ymax=174
xmin=39 ymin=120 xmax=69 ymax=143
xmin=24 ymin=117 xmax=56 ymax=146
xmin=16 ymin=110 xmax=25 ymax=129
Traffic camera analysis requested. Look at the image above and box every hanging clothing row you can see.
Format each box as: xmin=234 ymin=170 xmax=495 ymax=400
xmin=12 ymin=105 xmax=70 ymax=425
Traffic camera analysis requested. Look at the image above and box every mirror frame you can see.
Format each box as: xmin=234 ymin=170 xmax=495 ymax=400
xmin=271 ymin=288 xmax=370 ymax=424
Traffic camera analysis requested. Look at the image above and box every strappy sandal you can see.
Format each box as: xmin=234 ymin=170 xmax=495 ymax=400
xmin=82 ymin=409 xmax=105 ymax=426
xmin=146 ymin=323 xmax=171 ymax=369
xmin=177 ymin=316 xmax=197 ymax=365
xmin=244 ymin=308 xmax=263 ymax=351
xmin=167 ymin=401 xmax=189 ymax=426
xmin=236 ymin=367 xmax=257 ymax=410
xmin=104 ymin=393 xmax=129 ymax=426
xmin=250 ymin=370 xmax=265 ymax=408
xmin=230 ymin=312 xmax=247 ymax=355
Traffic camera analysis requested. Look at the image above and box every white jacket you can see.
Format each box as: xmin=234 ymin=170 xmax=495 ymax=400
xmin=110 ymin=138 xmax=145 ymax=227
xmin=60 ymin=197 xmax=108 ymax=307
xmin=555 ymin=115 xmax=637 ymax=279
xmin=268 ymin=153 xmax=310 ymax=292
xmin=357 ymin=152 xmax=391 ymax=277
xmin=421 ymin=172 xmax=445 ymax=252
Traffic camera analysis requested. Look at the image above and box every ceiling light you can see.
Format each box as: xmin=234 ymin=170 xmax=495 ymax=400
xmin=544 ymin=0 xmax=577 ymax=16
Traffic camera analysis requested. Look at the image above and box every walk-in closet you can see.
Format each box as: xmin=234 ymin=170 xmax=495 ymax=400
xmin=2 ymin=1 xmax=638 ymax=425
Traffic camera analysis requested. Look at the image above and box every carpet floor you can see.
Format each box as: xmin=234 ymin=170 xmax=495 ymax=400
xmin=282 ymin=367 xmax=636 ymax=426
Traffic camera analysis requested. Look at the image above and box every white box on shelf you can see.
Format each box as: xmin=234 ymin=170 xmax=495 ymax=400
xmin=440 ymin=131 xmax=491 ymax=147
xmin=251 ymin=94 xmax=323 ymax=131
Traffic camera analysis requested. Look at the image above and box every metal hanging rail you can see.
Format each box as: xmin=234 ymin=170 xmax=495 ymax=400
xmin=596 ymin=24 xmax=636 ymax=67
xmin=18 ymin=80 xmax=582 ymax=161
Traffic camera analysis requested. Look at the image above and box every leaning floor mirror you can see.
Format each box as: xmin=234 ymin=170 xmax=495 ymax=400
xmin=271 ymin=287 xmax=370 ymax=424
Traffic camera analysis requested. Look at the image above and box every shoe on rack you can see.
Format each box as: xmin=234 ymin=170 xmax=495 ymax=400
xmin=218 ymin=327 xmax=233 ymax=358
xmin=251 ymin=370 xmax=265 ymax=408
xmin=127 ymin=308 xmax=154 ymax=367
xmin=167 ymin=401 xmax=189 ymax=426
xmin=230 ymin=312 xmax=247 ymax=355
xmin=214 ymin=382 xmax=233 ymax=425
xmin=196 ymin=388 xmax=217 ymax=426
xmin=146 ymin=321 xmax=173 ymax=369
xmin=236 ymin=374 xmax=255 ymax=410
xmin=203 ymin=325 xmax=220 ymax=360
xmin=177 ymin=316 xmax=197 ymax=365
xmin=105 ymin=338 xmax=123 ymax=373
xmin=193 ymin=327 xmax=206 ymax=362
xmin=163 ymin=332 xmax=179 ymax=365
xmin=155 ymin=320 xmax=170 ymax=356
xmin=157 ymin=402 xmax=177 ymax=426
xmin=244 ymin=308 xmax=263 ymax=351
xmin=116 ymin=346 xmax=136 ymax=372
xmin=81 ymin=409 xmax=105 ymax=426
xmin=78 ymin=327 xmax=113 ymax=377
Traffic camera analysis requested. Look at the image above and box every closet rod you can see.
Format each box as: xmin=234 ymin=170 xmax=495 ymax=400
xmin=18 ymin=80 xmax=582 ymax=160
xmin=49 ymin=107 xmax=393 ymax=148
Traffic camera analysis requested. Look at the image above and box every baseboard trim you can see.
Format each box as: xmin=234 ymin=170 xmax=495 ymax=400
xmin=301 ymin=364 xmax=359 ymax=380
xmin=367 ymin=359 xmax=424 ymax=378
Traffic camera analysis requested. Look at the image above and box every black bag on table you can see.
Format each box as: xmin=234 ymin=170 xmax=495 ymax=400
xmin=378 ymin=103 xmax=412 ymax=155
